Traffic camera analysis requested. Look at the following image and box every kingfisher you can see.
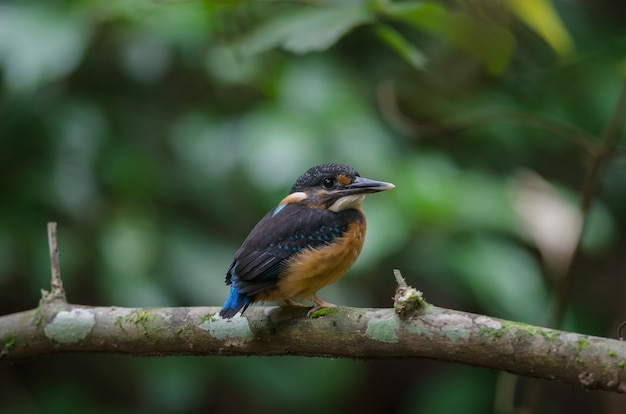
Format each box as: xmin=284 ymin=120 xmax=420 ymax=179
xmin=219 ymin=163 xmax=394 ymax=318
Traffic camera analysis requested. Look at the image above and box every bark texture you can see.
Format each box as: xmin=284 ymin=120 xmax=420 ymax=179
xmin=1 ymin=301 xmax=625 ymax=393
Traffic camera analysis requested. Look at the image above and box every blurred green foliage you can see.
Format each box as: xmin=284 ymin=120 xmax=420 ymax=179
xmin=1 ymin=0 xmax=626 ymax=413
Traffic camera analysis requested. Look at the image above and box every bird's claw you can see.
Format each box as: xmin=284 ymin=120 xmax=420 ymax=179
xmin=306 ymin=294 xmax=337 ymax=316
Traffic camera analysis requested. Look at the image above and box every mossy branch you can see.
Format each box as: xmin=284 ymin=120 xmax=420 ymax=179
xmin=1 ymin=299 xmax=625 ymax=394
xmin=2 ymin=226 xmax=625 ymax=395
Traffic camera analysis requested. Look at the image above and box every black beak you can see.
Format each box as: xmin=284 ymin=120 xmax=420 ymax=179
xmin=334 ymin=176 xmax=395 ymax=196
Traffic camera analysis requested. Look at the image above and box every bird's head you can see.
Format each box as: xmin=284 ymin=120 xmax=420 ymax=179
xmin=283 ymin=163 xmax=395 ymax=212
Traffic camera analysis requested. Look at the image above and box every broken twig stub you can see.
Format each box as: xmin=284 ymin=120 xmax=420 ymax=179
xmin=392 ymin=269 xmax=425 ymax=318
xmin=41 ymin=222 xmax=67 ymax=304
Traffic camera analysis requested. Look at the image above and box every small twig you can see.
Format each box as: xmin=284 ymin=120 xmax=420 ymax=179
xmin=618 ymin=321 xmax=626 ymax=341
xmin=393 ymin=268 xmax=408 ymax=288
xmin=580 ymin=81 xmax=626 ymax=212
xmin=48 ymin=222 xmax=63 ymax=293
xmin=552 ymin=81 xmax=626 ymax=328
xmin=41 ymin=222 xmax=66 ymax=304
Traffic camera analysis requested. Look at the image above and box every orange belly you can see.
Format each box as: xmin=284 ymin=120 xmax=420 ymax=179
xmin=260 ymin=217 xmax=366 ymax=302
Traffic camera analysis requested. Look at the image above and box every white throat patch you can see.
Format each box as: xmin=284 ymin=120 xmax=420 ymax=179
xmin=329 ymin=194 xmax=365 ymax=212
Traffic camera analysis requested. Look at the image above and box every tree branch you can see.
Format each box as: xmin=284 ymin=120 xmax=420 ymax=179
xmin=40 ymin=222 xmax=66 ymax=304
xmin=1 ymin=300 xmax=625 ymax=393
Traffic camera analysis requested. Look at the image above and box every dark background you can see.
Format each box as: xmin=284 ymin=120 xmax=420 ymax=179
xmin=1 ymin=1 xmax=625 ymax=413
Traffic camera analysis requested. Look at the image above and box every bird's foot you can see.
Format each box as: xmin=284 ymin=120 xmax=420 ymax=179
xmin=306 ymin=295 xmax=337 ymax=316
xmin=283 ymin=298 xmax=306 ymax=307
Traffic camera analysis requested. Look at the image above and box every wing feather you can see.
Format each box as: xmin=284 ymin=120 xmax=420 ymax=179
xmin=226 ymin=202 xmax=348 ymax=297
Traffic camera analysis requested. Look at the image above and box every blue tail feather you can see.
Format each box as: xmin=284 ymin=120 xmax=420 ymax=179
xmin=219 ymin=286 xmax=253 ymax=318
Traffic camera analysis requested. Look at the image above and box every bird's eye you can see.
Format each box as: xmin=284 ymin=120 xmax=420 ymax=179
xmin=322 ymin=177 xmax=335 ymax=189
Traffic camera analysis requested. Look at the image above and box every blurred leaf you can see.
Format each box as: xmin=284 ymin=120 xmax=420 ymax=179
xmin=0 ymin=4 xmax=91 ymax=93
xmin=163 ymin=226 xmax=235 ymax=306
xmin=374 ymin=24 xmax=428 ymax=70
xmin=580 ymin=202 xmax=617 ymax=255
xmin=50 ymin=102 xmax=106 ymax=219
xmin=381 ymin=1 xmax=515 ymax=74
xmin=120 ymin=33 xmax=172 ymax=83
xmin=205 ymin=45 xmax=261 ymax=84
xmin=446 ymin=234 xmax=548 ymax=322
xmin=99 ymin=208 xmax=169 ymax=306
xmin=135 ymin=1 xmax=213 ymax=48
xmin=229 ymin=358 xmax=363 ymax=412
xmin=506 ymin=0 xmax=574 ymax=56
xmin=397 ymin=154 xmax=517 ymax=233
xmin=405 ymin=365 xmax=494 ymax=414
xmin=238 ymin=5 xmax=374 ymax=55
xmin=100 ymin=210 xmax=159 ymax=277
xmin=100 ymin=144 xmax=160 ymax=197
xmin=169 ymin=113 xmax=239 ymax=183
xmin=508 ymin=170 xmax=582 ymax=276
xmin=0 ymin=231 xmax=11 ymax=283
xmin=395 ymin=153 xmax=459 ymax=223
xmin=138 ymin=359 xmax=215 ymax=412
xmin=357 ymin=195 xmax=409 ymax=269
xmin=239 ymin=111 xmax=321 ymax=190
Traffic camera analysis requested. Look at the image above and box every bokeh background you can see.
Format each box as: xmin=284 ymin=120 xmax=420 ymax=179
xmin=1 ymin=0 xmax=626 ymax=413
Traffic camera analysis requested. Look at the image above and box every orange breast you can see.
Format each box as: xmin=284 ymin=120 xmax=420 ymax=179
xmin=260 ymin=214 xmax=366 ymax=302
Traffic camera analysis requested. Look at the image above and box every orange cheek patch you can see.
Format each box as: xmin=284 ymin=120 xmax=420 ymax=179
xmin=336 ymin=174 xmax=352 ymax=186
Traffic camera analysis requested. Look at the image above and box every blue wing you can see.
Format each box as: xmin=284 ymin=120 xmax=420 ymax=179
xmin=230 ymin=202 xmax=348 ymax=292
xmin=219 ymin=202 xmax=349 ymax=317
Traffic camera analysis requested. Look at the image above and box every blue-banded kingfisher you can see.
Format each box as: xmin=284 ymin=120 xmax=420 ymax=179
xmin=219 ymin=163 xmax=394 ymax=318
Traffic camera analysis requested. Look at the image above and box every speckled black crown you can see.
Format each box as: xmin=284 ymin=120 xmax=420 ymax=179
xmin=290 ymin=163 xmax=360 ymax=193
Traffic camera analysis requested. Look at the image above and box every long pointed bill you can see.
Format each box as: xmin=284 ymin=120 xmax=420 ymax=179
xmin=337 ymin=176 xmax=395 ymax=196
